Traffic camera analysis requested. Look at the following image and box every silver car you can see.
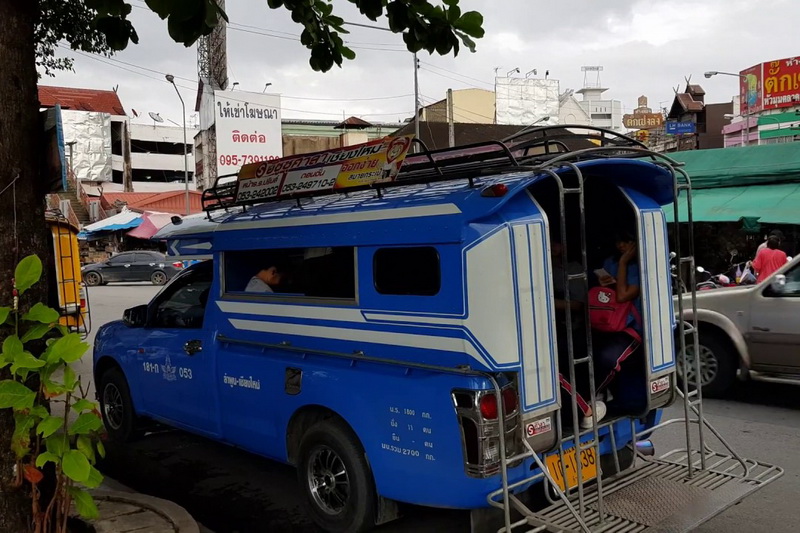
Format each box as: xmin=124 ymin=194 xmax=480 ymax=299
xmin=678 ymin=255 xmax=800 ymax=396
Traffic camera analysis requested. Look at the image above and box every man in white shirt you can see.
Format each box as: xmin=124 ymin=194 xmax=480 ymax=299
xmin=245 ymin=265 xmax=283 ymax=293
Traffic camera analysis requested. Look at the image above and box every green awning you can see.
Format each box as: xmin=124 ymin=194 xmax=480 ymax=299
xmin=664 ymin=182 xmax=800 ymax=224
xmin=668 ymin=143 xmax=800 ymax=189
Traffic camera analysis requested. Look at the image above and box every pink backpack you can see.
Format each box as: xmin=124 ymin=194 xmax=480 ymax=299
xmin=588 ymin=286 xmax=640 ymax=333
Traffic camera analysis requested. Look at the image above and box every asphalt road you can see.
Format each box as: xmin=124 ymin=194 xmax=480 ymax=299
xmin=81 ymin=284 xmax=800 ymax=533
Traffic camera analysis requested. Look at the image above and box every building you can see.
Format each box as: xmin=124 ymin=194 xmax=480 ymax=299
xmin=575 ymin=86 xmax=623 ymax=131
xmin=647 ymin=84 xmax=732 ymax=152
xmin=421 ymin=88 xmax=495 ymax=124
xmin=38 ymin=85 xmax=197 ymax=192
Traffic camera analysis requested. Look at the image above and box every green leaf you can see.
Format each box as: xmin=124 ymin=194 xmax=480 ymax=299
xmin=83 ymin=465 xmax=104 ymax=489
xmin=0 ymin=380 xmax=36 ymax=409
xmin=96 ymin=439 xmax=106 ymax=459
xmin=77 ymin=435 xmax=95 ymax=462
xmin=12 ymin=351 xmax=46 ymax=373
xmin=21 ymin=323 xmax=53 ymax=343
xmin=44 ymin=333 xmax=89 ymax=364
xmin=71 ymin=398 xmax=96 ymax=413
xmin=0 ymin=307 xmax=10 ymax=325
xmin=62 ymin=450 xmax=91 ymax=483
xmin=340 ymin=46 xmax=356 ymax=61
xmin=22 ymin=303 xmax=60 ymax=325
xmin=3 ymin=335 xmax=23 ymax=359
xmin=454 ymin=11 xmax=485 ymax=37
xmin=45 ymin=435 xmax=68 ymax=458
xmin=30 ymin=405 xmax=49 ymax=419
xmin=63 ymin=365 xmax=77 ymax=391
xmin=15 ymin=255 xmax=43 ymax=294
xmin=69 ymin=412 xmax=103 ymax=435
xmin=35 ymin=451 xmax=61 ymax=468
xmin=37 ymin=416 xmax=64 ymax=438
xmin=68 ymin=487 xmax=99 ymax=520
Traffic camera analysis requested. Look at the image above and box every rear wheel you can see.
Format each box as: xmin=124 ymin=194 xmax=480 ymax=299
xmin=84 ymin=271 xmax=101 ymax=286
xmin=150 ymin=270 xmax=167 ymax=285
xmin=678 ymin=330 xmax=737 ymax=397
xmin=99 ymin=367 xmax=142 ymax=442
xmin=297 ymin=419 xmax=377 ymax=533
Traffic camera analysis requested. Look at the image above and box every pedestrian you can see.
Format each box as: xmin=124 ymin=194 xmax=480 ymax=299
xmin=751 ymin=235 xmax=788 ymax=283
xmin=757 ymin=229 xmax=784 ymax=252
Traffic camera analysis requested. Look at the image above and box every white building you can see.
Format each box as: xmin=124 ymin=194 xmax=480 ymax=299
xmin=576 ymin=87 xmax=624 ymax=131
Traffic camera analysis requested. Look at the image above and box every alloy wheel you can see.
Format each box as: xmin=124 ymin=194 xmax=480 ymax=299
xmin=306 ymin=445 xmax=350 ymax=516
xmin=680 ymin=344 xmax=719 ymax=387
xmin=102 ymin=382 xmax=124 ymax=430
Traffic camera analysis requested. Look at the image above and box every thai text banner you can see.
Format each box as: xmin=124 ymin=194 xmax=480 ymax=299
xmin=235 ymin=135 xmax=413 ymax=203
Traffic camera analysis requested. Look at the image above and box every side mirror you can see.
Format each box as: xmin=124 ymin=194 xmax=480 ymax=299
xmin=123 ymin=304 xmax=148 ymax=328
xmin=770 ymin=274 xmax=787 ymax=293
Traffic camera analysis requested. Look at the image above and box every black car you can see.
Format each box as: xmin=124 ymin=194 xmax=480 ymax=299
xmin=82 ymin=251 xmax=182 ymax=286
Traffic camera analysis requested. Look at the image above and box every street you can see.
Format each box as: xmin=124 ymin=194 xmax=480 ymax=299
xmin=82 ymin=284 xmax=800 ymax=533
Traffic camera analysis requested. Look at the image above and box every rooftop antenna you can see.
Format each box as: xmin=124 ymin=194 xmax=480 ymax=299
xmin=525 ymin=69 xmax=537 ymax=78
xmin=148 ymin=111 xmax=164 ymax=127
xmin=507 ymin=67 xmax=520 ymax=77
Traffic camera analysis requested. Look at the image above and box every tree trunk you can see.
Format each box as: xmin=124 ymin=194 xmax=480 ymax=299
xmin=0 ymin=1 xmax=47 ymax=531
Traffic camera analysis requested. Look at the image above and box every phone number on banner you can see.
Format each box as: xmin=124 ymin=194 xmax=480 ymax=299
xmin=219 ymin=154 xmax=280 ymax=167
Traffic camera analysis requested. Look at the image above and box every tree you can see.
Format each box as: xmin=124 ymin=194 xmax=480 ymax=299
xmin=0 ymin=0 xmax=483 ymax=530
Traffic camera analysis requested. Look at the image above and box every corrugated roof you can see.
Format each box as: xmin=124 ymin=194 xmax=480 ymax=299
xmin=38 ymin=85 xmax=126 ymax=116
xmin=334 ymin=116 xmax=373 ymax=129
xmin=101 ymin=190 xmax=203 ymax=214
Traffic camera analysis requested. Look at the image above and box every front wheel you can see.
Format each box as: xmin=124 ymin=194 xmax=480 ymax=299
xmin=297 ymin=419 xmax=377 ymax=533
xmin=677 ymin=331 xmax=737 ymax=397
xmin=99 ymin=367 xmax=142 ymax=442
xmin=150 ymin=270 xmax=168 ymax=285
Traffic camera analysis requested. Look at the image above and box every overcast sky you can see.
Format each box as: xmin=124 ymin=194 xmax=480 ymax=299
xmin=43 ymin=0 xmax=800 ymax=128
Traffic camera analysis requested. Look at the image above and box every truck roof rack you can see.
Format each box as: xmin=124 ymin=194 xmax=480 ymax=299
xmin=201 ymin=125 xmax=652 ymax=216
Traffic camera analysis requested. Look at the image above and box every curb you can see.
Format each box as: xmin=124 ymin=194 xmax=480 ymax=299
xmin=91 ymin=490 xmax=200 ymax=533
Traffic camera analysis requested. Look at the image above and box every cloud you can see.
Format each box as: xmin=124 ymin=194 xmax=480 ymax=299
xmin=42 ymin=0 xmax=800 ymax=125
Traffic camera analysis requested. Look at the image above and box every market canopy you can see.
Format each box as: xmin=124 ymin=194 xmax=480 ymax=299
xmin=77 ymin=208 xmax=141 ymax=239
xmin=668 ymin=142 xmax=800 ymax=189
xmin=126 ymin=211 xmax=175 ymax=240
xmin=665 ymin=182 xmax=800 ymax=224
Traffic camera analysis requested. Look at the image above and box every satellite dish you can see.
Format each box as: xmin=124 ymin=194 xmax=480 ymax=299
xmin=148 ymin=112 xmax=164 ymax=123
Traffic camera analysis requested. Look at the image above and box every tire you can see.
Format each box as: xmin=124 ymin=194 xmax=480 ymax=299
xmin=98 ymin=367 xmax=142 ymax=442
xmin=296 ymin=419 xmax=377 ymax=533
xmin=84 ymin=271 xmax=102 ymax=286
xmin=150 ymin=270 xmax=168 ymax=285
xmin=677 ymin=331 xmax=737 ymax=398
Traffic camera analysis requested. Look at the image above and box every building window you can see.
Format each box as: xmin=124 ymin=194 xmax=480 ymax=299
xmin=374 ymin=247 xmax=440 ymax=296
xmin=224 ymin=247 xmax=356 ymax=301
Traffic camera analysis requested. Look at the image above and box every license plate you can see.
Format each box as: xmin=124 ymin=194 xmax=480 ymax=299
xmin=545 ymin=446 xmax=597 ymax=491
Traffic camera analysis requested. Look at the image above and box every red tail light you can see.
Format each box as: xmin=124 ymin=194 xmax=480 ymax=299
xmin=172 ymin=261 xmax=184 ymax=268
xmin=479 ymin=394 xmax=499 ymax=420
xmin=502 ymin=388 xmax=518 ymax=414
xmin=80 ymin=298 xmax=86 ymax=309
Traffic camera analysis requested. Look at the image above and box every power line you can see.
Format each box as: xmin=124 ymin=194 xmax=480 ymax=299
xmin=418 ymin=67 xmax=494 ymax=91
xmin=419 ymin=61 xmax=494 ymax=88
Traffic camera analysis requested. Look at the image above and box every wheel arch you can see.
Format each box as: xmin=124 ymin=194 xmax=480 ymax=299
xmin=95 ymin=355 xmax=122 ymax=382
xmin=285 ymin=404 xmax=361 ymax=466
xmin=682 ymin=309 xmax=750 ymax=369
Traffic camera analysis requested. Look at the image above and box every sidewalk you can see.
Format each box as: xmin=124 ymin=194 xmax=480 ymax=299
xmin=85 ymin=477 xmax=211 ymax=533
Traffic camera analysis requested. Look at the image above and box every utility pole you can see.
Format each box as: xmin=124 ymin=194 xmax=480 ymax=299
xmin=122 ymin=122 xmax=133 ymax=192
xmin=414 ymin=53 xmax=420 ymax=150
xmin=447 ymin=88 xmax=455 ymax=147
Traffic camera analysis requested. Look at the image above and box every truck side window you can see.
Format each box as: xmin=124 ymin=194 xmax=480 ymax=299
xmin=373 ymin=247 xmax=440 ymax=296
xmin=151 ymin=262 xmax=212 ymax=328
xmin=224 ymin=247 xmax=356 ymax=300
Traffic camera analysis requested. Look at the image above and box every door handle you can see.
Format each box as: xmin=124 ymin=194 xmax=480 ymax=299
xmin=184 ymin=339 xmax=203 ymax=355
xmin=752 ymin=326 xmax=771 ymax=332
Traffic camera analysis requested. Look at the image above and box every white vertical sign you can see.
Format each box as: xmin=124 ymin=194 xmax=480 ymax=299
xmin=214 ymin=90 xmax=283 ymax=178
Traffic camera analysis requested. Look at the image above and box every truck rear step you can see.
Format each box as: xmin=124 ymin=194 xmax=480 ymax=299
xmin=511 ymin=450 xmax=782 ymax=533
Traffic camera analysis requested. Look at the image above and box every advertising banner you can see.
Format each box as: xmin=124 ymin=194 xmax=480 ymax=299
xmin=761 ymin=56 xmax=800 ymax=110
xmin=235 ymin=135 xmax=414 ymax=203
xmin=214 ymin=90 xmax=283 ymax=178
xmin=665 ymin=121 xmax=696 ymax=135
xmin=622 ymin=112 xmax=663 ymax=130
xmin=739 ymin=63 xmax=762 ymax=114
